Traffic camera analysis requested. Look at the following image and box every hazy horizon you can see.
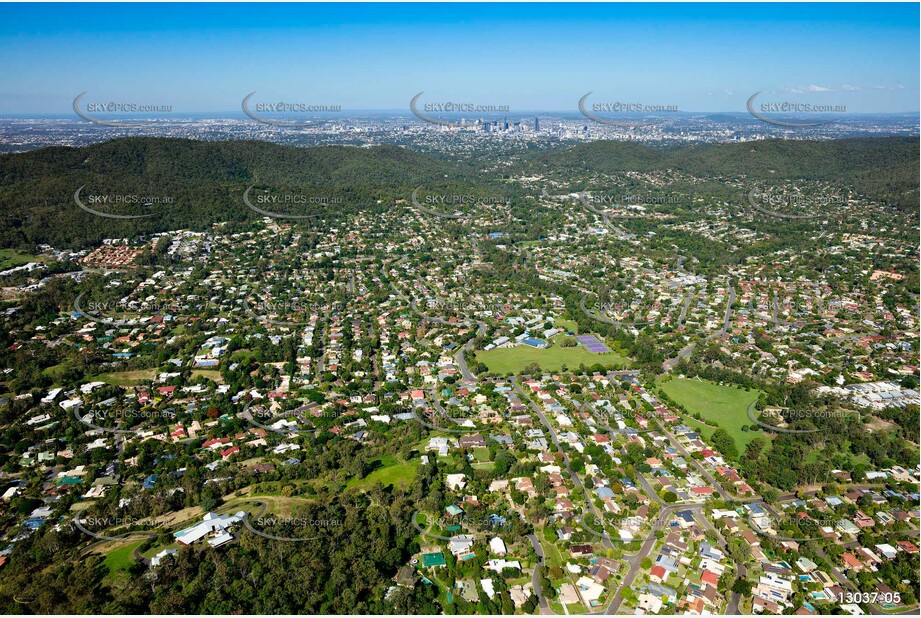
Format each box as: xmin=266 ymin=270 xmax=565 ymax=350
xmin=1 ymin=3 xmax=918 ymax=115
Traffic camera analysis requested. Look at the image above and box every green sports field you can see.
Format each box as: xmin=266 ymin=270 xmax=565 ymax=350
xmin=658 ymin=377 xmax=764 ymax=452
xmin=475 ymin=341 xmax=629 ymax=374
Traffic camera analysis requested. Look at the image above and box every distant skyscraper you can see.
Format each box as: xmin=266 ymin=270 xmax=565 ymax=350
xmin=503 ymin=117 xmax=509 ymax=131
xmin=534 ymin=117 xmax=540 ymax=132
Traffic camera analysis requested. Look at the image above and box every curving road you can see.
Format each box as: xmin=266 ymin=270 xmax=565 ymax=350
xmin=579 ymin=293 xmax=648 ymax=328
xmin=663 ymin=282 xmax=735 ymax=372
xmin=455 ymin=321 xmax=486 ymax=382
xmin=512 ymin=378 xmax=616 ymax=556
xmin=528 ymin=533 xmax=551 ymax=613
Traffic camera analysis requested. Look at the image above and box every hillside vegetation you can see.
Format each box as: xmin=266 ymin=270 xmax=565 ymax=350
xmin=1 ymin=136 xmax=917 ymax=250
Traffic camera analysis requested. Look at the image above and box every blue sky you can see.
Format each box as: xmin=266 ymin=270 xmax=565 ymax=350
xmin=0 ymin=2 xmax=917 ymax=114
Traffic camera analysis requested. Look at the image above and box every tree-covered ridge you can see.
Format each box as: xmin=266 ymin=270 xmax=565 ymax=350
xmin=0 ymin=138 xmax=473 ymax=250
xmin=521 ymin=137 xmax=919 ymax=212
xmin=0 ymin=138 xmax=467 ymax=187
xmin=1 ymin=136 xmax=918 ymax=251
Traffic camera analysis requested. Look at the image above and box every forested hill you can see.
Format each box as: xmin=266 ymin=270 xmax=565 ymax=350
xmin=0 ymin=138 xmax=470 ymax=250
xmin=523 ymin=137 xmax=920 ymax=212
xmin=1 ymin=136 xmax=918 ymax=251
xmin=0 ymin=138 xmax=465 ymax=187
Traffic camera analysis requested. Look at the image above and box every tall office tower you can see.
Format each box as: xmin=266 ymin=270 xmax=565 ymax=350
xmin=534 ymin=117 xmax=540 ymax=132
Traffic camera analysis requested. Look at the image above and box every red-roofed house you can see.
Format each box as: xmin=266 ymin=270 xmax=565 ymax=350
xmin=841 ymin=553 xmax=863 ymax=571
xmin=701 ymin=569 xmax=719 ymax=588
xmin=897 ymin=541 xmax=919 ymax=554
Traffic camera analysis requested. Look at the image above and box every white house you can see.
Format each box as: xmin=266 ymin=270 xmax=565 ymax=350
xmin=151 ymin=548 xmax=177 ymax=566
xmin=174 ymin=511 xmax=245 ymax=546
xmin=446 ymin=473 xmax=467 ymax=491
xmin=485 ymin=559 xmax=521 ymax=572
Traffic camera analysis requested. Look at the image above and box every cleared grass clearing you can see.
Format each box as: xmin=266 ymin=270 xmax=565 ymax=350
xmin=93 ymin=369 xmax=157 ymax=385
xmin=659 ymin=377 xmax=763 ymax=452
xmin=0 ymin=249 xmax=50 ymax=270
xmin=346 ymin=455 xmax=419 ymax=491
xmin=102 ymin=541 xmax=142 ymax=573
xmin=191 ymin=368 xmax=224 ymax=383
xmin=223 ymin=495 xmax=315 ymax=519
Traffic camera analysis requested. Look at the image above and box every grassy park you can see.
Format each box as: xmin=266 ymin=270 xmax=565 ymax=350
xmin=475 ymin=339 xmax=629 ymax=374
xmin=658 ymin=377 xmax=764 ymax=452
